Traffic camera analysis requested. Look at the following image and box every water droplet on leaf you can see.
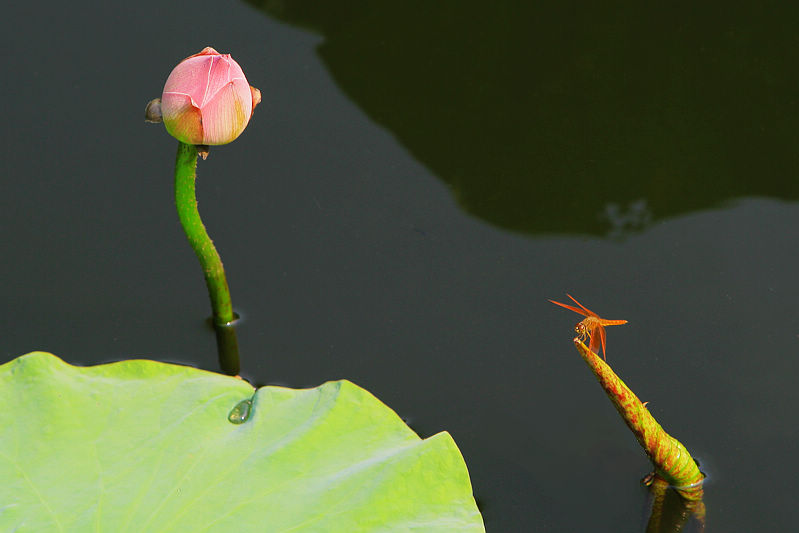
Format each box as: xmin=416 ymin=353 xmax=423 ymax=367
xmin=228 ymin=399 xmax=252 ymax=424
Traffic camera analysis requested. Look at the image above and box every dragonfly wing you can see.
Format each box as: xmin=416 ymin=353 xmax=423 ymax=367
xmin=549 ymin=299 xmax=591 ymax=317
xmin=586 ymin=324 xmax=598 ymax=355
xmin=566 ymin=294 xmax=598 ymax=317
xmin=598 ymin=325 xmax=607 ymax=360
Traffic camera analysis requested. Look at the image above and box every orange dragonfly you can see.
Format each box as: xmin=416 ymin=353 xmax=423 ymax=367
xmin=549 ymin=294 xmax=628 ymax=360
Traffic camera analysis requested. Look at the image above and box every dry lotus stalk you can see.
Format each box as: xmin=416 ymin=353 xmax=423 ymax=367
xmin=573 ymin=338 xmax=704 ymax=501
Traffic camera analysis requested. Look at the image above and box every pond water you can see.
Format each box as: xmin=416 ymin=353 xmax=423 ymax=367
xmin=5 ymin=2 xmax=799 ymax=531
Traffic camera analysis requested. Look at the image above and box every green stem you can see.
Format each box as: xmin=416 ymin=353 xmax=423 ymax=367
xmin=174 ymin=142 xmax=235 ymax=325
xmin=573 ymin=338 xmax=704 ymax=501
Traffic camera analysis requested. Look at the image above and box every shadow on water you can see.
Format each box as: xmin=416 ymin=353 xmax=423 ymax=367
xmin=247 ymin=1 xmax=799 ymax=237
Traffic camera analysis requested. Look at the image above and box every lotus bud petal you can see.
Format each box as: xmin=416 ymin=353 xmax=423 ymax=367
xmin=159 ymin=47 xmax=260 ymax=146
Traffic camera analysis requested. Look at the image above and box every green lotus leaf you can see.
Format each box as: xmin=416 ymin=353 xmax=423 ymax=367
xmin=0 ymin=352 xmax=484 ymax=531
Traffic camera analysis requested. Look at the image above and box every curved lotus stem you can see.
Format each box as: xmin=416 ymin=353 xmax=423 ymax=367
xmin=573 ymin=338 xmax=704 ymax=501
xmin=174 ymin=142 xmax=235 ymax=326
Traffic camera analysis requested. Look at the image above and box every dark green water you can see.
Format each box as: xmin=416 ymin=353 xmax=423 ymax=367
xmin=4 ymin=2 xmax=799 ymax=530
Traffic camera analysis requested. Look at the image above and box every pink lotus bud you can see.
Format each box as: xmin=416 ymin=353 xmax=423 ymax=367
xmin=160 ymin=47 xmax=261 ymax=146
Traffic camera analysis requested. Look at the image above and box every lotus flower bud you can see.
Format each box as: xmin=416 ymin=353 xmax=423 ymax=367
xmin=158 ymin=47 xmax=261 ymax=146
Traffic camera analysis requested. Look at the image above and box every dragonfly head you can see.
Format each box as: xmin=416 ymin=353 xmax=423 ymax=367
xmin=574 ymin=322 xmax=588 ymax=339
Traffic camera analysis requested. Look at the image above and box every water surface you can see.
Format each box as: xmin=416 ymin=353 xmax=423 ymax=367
xmin=4 ymin=2 xmax=799 ymax=530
